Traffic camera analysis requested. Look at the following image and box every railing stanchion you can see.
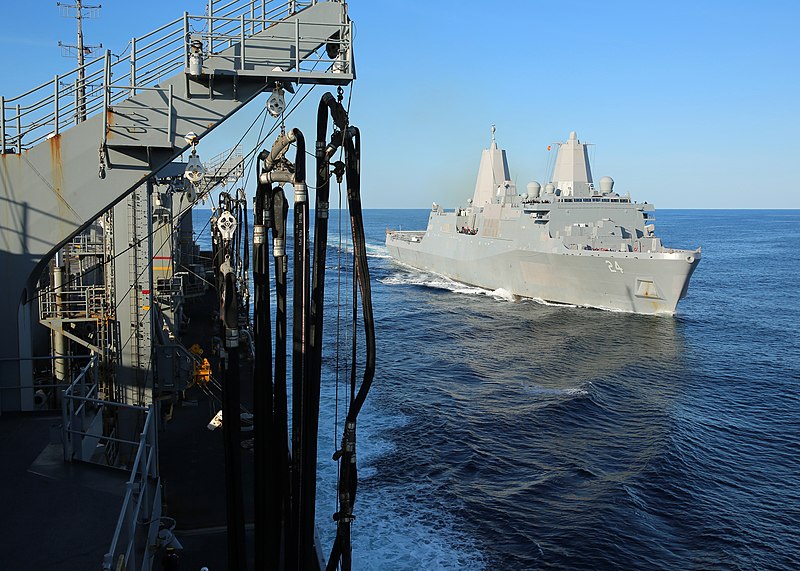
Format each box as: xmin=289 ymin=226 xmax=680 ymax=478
xmin=102 ymin=50 xmax=110 ymax=148
xmin=261 ymin=0 xmax=266 ymax=32
xmin=1 ymin=95 xmax=6 ymax=153
xmin=54 ymin=75 xmax=59 ymax=136
xmin=241 ymin=14 xmax=246 ymax=70
xmin=140 ymin=419 xmax=150 ymax=523
xmin=184 ymin=12 xmax=190 ymax=98
xmin=183 ymin=12 xmax=190 ymax=69
xmin=130 ymin=37 xmax=137 ymax=97
xmin=16 ymin=104 xmax=21 ymax=153
xmin=167 ymin=85 xmax=173 ymax=147
xmin=295 ymin=18 xmax=300 ymax=73
xmin=61 ymin=381 xmax=70 ymax=461
xmin=73 ymin=78 xmax=79 ymax=126
xmin=208 ymin=0 xmax=214 ymax=55
xmin=79 ymin=363 xmax=86 ymax=461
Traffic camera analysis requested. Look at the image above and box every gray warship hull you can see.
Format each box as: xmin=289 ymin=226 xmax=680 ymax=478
xmin=385 ymin=130 xmax=701 ymax=315
xmin=386 ymin=228 xmax=699 ymax=315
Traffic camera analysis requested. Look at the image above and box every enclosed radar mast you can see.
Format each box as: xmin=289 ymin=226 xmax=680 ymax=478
xmin=472 ymin=125 xmax=513 ymax=207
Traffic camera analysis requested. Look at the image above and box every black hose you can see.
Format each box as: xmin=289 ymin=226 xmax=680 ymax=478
xmin=221 ymin=264 xmax=246 ymax=571
xmin=242 ymin=190 xmax=250 ymax=324
xmin=327 ymin=126 xmax=376 ymax=571
xmin=288 ymin=128 xmax=312 ymax=569
xmin=343 ymin=128 xmax=375 ymax=423
xmin=321 ymin=91 xmax=348 ymax=132
xmin=253 ymin=179 xmax=278 ymax=569
xmin=298 ymin=94 xmax=350 ymax=569
xmin=272 ymin=187 xmax=293 ymax=568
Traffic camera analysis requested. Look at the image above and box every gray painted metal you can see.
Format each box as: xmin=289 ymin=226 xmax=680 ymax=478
xmin=0 ymin=0 xmax=352 ymax=411
xmin=386 ymin=131 xmax=701 ymax=315
xmin=113 ymin=184 xmax=154 ymax=406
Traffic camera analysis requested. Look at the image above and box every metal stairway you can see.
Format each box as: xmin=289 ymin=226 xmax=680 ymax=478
xmin=0 ymin=0 xmax=353 ymax=411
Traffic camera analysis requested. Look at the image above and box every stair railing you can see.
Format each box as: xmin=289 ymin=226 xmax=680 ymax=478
xmin=102 ymin=404 xmax=160 ymax=571
xmin=0 ymin=0 xmax=344 ymax=154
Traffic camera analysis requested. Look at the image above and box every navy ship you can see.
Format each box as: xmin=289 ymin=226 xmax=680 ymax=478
xmin=0 ymin=1 xmax=373 ymax=569
xmin=386 ymin=129 xmax=701 ymax=315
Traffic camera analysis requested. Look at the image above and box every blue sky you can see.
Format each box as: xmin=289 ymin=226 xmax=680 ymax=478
xmin=1 ymin=1 xmax=798 ymax=208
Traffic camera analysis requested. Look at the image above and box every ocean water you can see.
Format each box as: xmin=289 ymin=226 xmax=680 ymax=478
xmin=194 ymin=208 xmax=800 ymax=570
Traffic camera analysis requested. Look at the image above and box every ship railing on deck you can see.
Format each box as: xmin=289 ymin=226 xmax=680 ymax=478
xmin=61 ymin=355 xmax=162 ymax=571
xmin=0 ymin=0 xmax=350 ymax=153
xmin=62 ymin=354 xmax=153 ymax=466
xmin=40 ymin=283 xmax=108 ymax=321
xmin=387 ymin=230 xmax=425 ymax=243
xmin=102 ymin=405 xmax=161 ymax=571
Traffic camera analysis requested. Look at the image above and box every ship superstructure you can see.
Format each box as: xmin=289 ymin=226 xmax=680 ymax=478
xmin=0 ymin=2 xmax=375 ymax=570
xmin=386 ymin=130 xmax=701 ymax=314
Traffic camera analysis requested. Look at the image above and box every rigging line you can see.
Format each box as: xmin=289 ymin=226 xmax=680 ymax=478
xmin=211 ymin=104 xmax=268 ymax=181
xmin=195 ymin=103 xmax=269 ymax=205
xmin=205 ymin=83 xmax=313 ymax=210
xmin=31 ymin=190 xmax=182 ymax=362
xmin=88 ymin=97 xmax=276 ymax=313
xmin=115 ymin=198 xmax=196 ymax=356
xmin=197 ymin=379 xmax=246 ymax=413
xmin=333 ymin=164 xmax=354 ymax=513
xmin=332 ymin=85 xmax=354 ymax=511
xmin=335 ymin=184 xmax=345 ymax=432
xmin=174 ymin=268 xmax=214 ymax=287
xmin=241 ymin=106 xmax=270 ymax=192
xmin=331 ymin=77 xmax=355 ymax=485
xmin=334 ymin=182 xmax=342 ymax=513
xmin=246 ymin=85 xmax=309 ymax=163
xmin=114 ymin=199 xmax=183 ymax=313
xmin=30 ymin=69 xmax=318 ymax=357
xmin=26 ymin=178 xmax=208 ymax=308
xmin=345 ymin=221 xmax=352 ymax=415
xmin=243 ymin=84 xmax=318 ymax=169
xmin=335 ymin=174 xmax=355 ymax=512
xmin=281 ymin=49 xmax=329 ymax=161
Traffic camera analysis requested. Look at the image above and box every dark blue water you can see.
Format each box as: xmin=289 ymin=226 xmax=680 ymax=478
xmin=196 ymin=209 xmax=800 ymax=570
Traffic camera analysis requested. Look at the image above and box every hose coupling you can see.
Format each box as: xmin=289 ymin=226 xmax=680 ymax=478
xmin=253 ymin=225 xmax=266 ymax=245
xmin=225 ymin=327 xmax=239 ymax=349
xmin=294 ymin=182 xmax=308 ymax=203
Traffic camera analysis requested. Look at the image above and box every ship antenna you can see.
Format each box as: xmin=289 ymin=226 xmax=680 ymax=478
xmin=489 ymin=124 xmax=496 ymax=189
xmin=57 ymin=1 xmax=102 ymax=123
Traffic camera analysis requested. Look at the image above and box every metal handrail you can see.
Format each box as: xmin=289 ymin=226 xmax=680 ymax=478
xmin=102 ymin=405 xmax=159 ymax=571
xmin=61 ymin=353 xmax=99 ymax=461
xmin=2 ymin=0 xmax=341 ymax=153
xmin=62 ymin=355 xmax=161 ymax=570
xmin=40 ymin=282 xmax=108 ymax=321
